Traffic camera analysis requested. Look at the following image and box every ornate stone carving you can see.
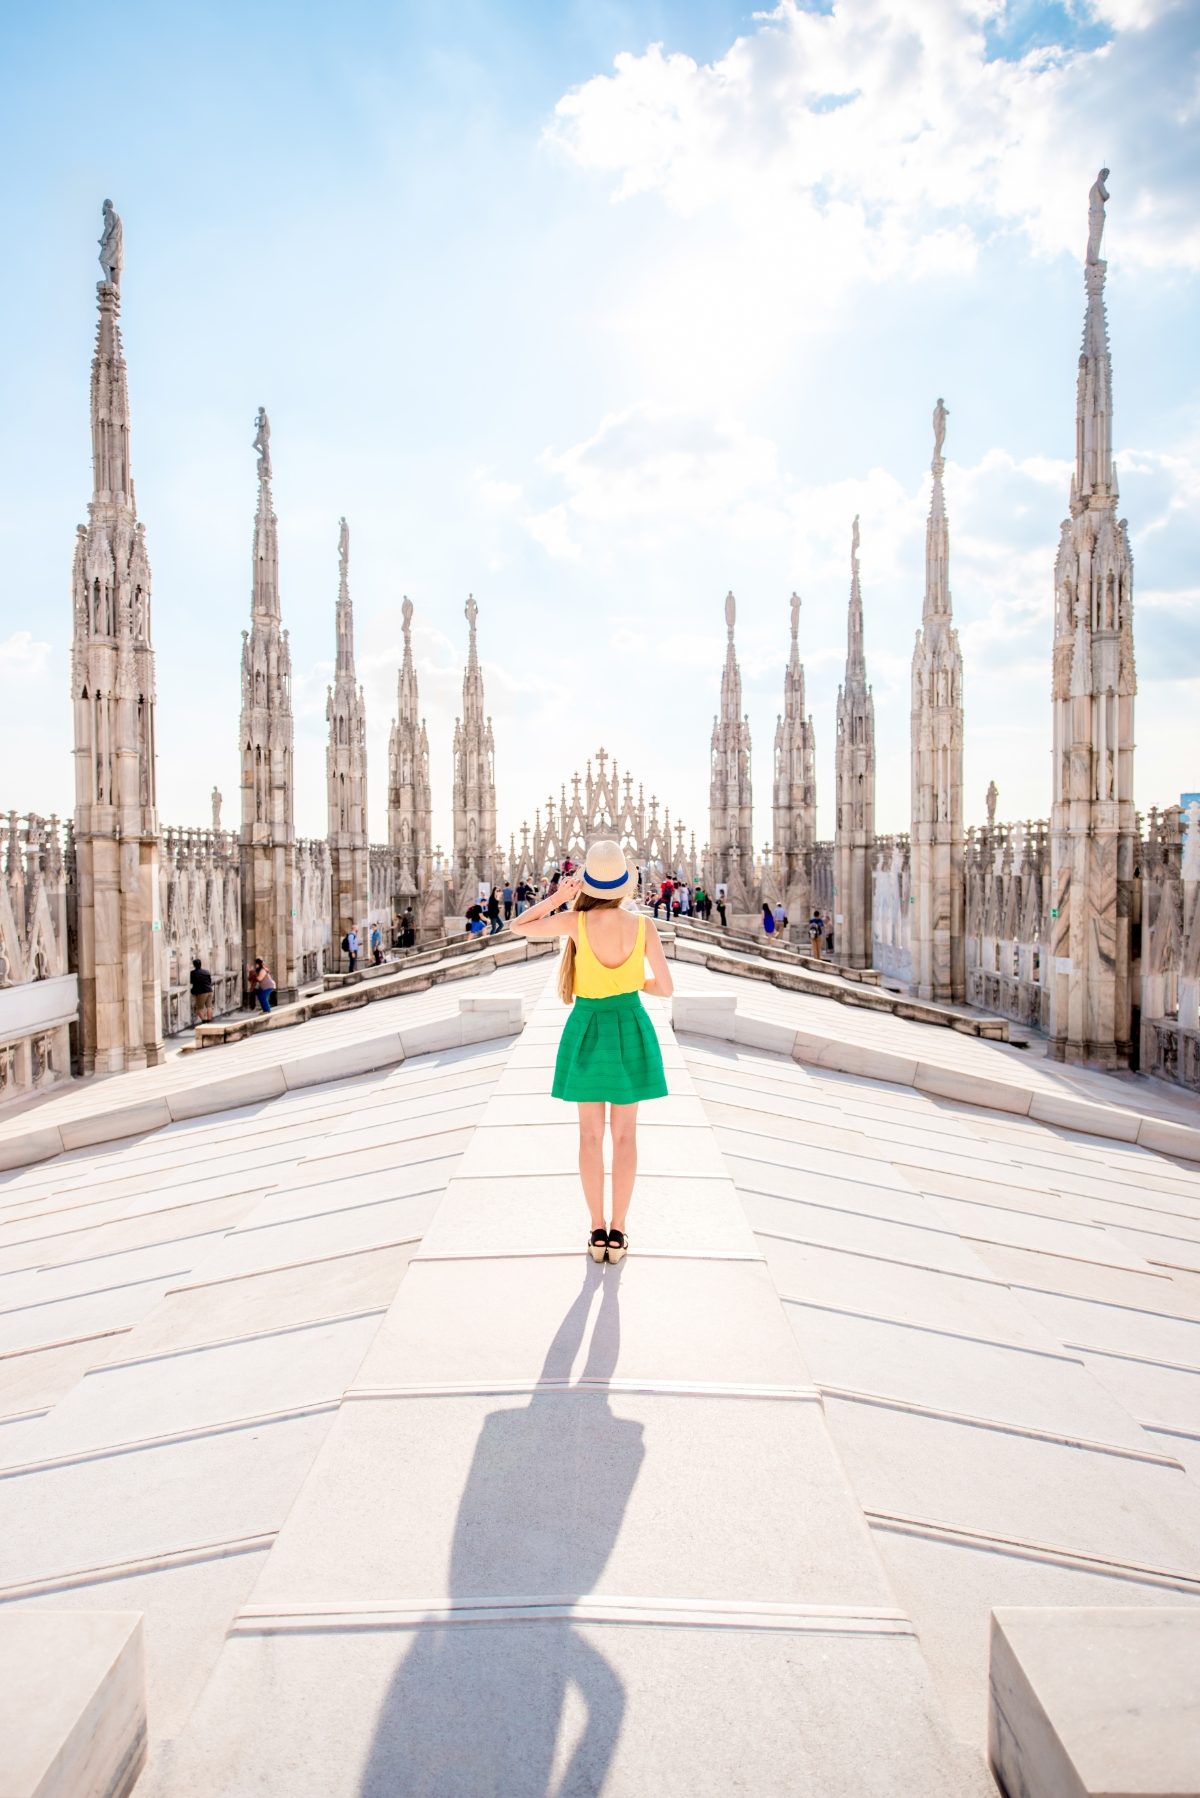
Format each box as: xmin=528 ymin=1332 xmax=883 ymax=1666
xmin=98 ymin=198 xmax=123 ymax=288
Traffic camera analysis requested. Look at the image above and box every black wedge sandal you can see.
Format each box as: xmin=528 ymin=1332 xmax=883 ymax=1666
xmin=588 ymin=1227 xmax=609 ymax=1264
xmin=606 ymin=1228 xmax=628 ymax=1265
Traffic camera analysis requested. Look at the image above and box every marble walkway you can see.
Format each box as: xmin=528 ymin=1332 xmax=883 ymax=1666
xmin=133 ymin=970 xmax=992 ymax=1796
xmin=1 ymin=952 xmax=1197 ymax=1794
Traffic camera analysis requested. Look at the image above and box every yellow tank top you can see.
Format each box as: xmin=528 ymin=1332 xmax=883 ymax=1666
xmin=574 ymin=910 xmax=647 ymax=999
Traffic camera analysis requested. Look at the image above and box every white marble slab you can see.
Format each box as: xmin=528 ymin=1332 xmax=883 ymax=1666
xmin=990 ymin=1607 xmax=1200 ymax=1798
xmin=140 ymin=1620 xmax=993 ymax=1798
xmin=824 ymin=1396 xmax=1200 ymax=1576
xmin=0 ymin=1410 xmax=335 ymax=1589
xmin=5 ymin=1313 xmax=383 ymax=1468
xmin=416 ymin=1173 xmax=760 ymax=1259
xmin=249 ymin=1391 xmax=888 ymax=1610
xmin=126 ymin=1244 xmax=410 ymax=1359
xmin=355 ymin=1255 xmax=807 ymax=1389
xmin=0 ymin=1607 xmax=145 ymax=1798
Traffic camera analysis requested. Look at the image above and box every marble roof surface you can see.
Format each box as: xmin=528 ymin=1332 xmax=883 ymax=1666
xmin=1 ymin=954 xmax=1197 ymax=1795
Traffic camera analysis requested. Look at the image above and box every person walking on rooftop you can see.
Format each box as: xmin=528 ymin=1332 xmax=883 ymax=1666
xmin=511 ymin=840 xmax=672 ymax=1265
xmin=344 ymin=926 xmax=359 ymax=973
xmin=252 ymin=959 xmax=276 ymax=1012
xmin=807 ymin=908 xmax=824 ymax=957
xmin=487 ymin=886 xmax=503 ymax=934
xmin=370 ymin=922 xmax=384 ymax=966
xmin=502 ymin=880 xmax=514 ymax=922
xmin=761 ymin=901 xmax=776 ymax=938
xmin=189 ymin=957 xmax=214 ymax=1025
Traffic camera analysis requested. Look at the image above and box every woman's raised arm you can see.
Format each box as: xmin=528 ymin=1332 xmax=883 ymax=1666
xmin=509 ymin=875 xmax=583 ymax=940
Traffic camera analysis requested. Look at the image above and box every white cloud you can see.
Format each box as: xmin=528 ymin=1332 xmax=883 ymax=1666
xmin=546 ymin=0 xmax=1200 ymax=300
xmin=0 ymin=631 xmax=52 ymax=678
xmin=525 ymin=503 xmax=581 ymax=560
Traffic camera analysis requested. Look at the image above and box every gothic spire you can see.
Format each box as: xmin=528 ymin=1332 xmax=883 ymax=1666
xmin=719 ymin=590 xmax=744 ymax=720
xmin=71 ymin=201 xmax=163 ymax=1073
xmin=924 ymin=400 xmax=952 ymax=621
xmin=397 ymin=596 xmax=419 ymax=726
xmin=335 ymin=516 xmax=354 ymax=677
xmin=1074 ymin=167 xmax=1116 ymax=514
xmin=251 ymin=407 xmax=280 ymax=622
xmin=846 ymin=517 xmax=867 ymax=683
xmin=90 ymin=248 xmax=133 ymax=510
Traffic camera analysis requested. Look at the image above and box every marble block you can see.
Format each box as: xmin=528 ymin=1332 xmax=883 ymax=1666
xmin=459 ymin=993 xmax=523 ymax=1019
xmin=671 ymin=994 xmax=737 ymax=1038
xmin=0 ymin=1608 xmax=146 ymax=1798
xmin=989 ymin=1607 xmax=1200 ymax=1798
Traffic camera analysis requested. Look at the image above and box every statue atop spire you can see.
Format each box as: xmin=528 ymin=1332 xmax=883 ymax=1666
xmin=98 ymin=198 xmax=123 ymax=288
xmin=253 ymin=406 xmax=272 ymax=484
xmin=1087 ymin=167 xmax=1110 ymax=266
xmin=932 ymin=397 xmax=948 ymax=472
xmin=724 ymin=590 xmax=736 ymax=636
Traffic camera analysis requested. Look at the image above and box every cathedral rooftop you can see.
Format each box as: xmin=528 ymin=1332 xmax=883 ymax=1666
xmin=1 ymin=944 xmax=1198 ymax=1795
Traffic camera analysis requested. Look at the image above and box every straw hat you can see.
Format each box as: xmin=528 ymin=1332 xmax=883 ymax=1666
xmin=581 ymin=839 xmax=632 ymax=898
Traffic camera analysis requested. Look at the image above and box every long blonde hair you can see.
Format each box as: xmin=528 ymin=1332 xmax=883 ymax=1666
xmin=557 ymin=892 xmax=622 ymax=1004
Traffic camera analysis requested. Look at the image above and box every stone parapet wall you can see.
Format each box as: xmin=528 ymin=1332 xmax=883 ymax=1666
xmin=871 ymin=833 xmax=912 ymax=985
xmin=0 ymin=812 xmax=75 ymax=1102
xmin=158 ymin=826 xmax=244 ymax=1035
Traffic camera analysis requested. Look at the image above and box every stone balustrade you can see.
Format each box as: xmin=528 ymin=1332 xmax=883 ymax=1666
xmin=0 ymin=811 xmax=75 ymax=1103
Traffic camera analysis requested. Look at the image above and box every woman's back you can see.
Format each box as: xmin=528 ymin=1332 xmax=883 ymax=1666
xmin=581 ymin=904 xmax=641 ymax=966
xmin=574 ymin=907 xmax=645 ymax=999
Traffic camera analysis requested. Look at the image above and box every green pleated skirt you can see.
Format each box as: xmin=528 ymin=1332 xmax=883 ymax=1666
xmin=552 ymin=991 xmax=668 ymax=1105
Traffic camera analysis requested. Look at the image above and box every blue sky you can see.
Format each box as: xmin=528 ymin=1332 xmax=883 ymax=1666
xmin=2 ymin=0 xmax=1197 ymax=855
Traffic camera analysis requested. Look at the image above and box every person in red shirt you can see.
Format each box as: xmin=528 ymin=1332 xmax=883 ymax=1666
xmin=659 ymin=876 xmax=674 ymax=919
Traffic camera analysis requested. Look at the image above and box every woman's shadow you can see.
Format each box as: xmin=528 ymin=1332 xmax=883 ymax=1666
xmin=358 ymin=1260 xmax=644 ymax=1796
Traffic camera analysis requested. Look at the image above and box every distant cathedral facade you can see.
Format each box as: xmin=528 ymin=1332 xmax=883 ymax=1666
xmin=1 ymin=177 xmax=1197 ymax=1105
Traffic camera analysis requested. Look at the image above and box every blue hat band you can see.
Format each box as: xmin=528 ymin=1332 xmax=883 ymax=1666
xmin=584 ymin=867 xmax=630 ymax=889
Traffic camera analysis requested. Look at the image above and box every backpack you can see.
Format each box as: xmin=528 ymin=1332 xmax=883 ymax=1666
xmin=341 ymin=934 xmax=350 ymax=952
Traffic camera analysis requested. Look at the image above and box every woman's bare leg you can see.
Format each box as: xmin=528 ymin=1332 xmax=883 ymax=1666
xmin=609 ymin=1103 xmax=638 ymax=1233
xmin=577 ymin=1102 xmax=606 ymax=1230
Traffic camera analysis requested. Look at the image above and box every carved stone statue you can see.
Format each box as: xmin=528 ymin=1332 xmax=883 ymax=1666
xmin=99 ymin=199 xmax=123 ymax=287
xmin=253 ymin=407 xmax=272 ymax=482
xmin=932 ymin=397 xmax=948 ymax=467
xmin=790 ymin=592 xmax=801 ymax=640
xmin=465 ymin=592 xmax=478 ymax=633
xmin=851 ymin=515 xmax=860 ymax=562
xmin=402 ymin=596 xmax=413 ymax=634
xmin=1087 ymin=168 xmax=1110 ymax=266
xmin=211 ymin=786 xmax=222 ymax=831
xmin=986 ymin=780 xmax=998 ymax=830
xmin=725 ymin=590 xmax=736 ymax=634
